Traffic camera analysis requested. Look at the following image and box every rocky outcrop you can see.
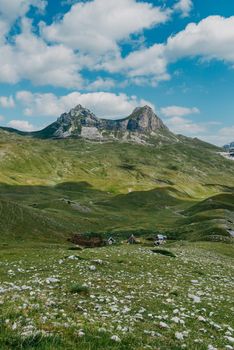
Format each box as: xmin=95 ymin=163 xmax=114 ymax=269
xmin=35 ymin=104 xmax=168 ymax=140
xmin=223 ymin=142 xmax=234 ymax=157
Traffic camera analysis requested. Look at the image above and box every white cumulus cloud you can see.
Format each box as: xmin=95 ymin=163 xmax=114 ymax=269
xmin=166 ymin=16 xmax=234 ymax=63
xmin=159 ymin=105 xmax=203 ymax=135
xmin=101 ymin=43 xmax=169 ymax=85
xmin=165 ymin=116 xmax=206 ymax=135
xmin=102 ymin=15 xmax=234 ymax=86
xmin=0 ymin=19 xmax=83 ymax=88
xmin=41 ymin=0 xmax=169 ymax=54
xmin=0 ymin=0 xmax=46 ymax=21
xmin=16 ymin=90 xmax=155 ymax=119
xmin=0 ymin=95 xmax=15 ymax=108
xmin=174 ymin=0 xmax=193 ymax=18
xmin=0 ymin=0 xmax=46 ymax=41
xmin=8 ymin=119 xmax=36 ymax=131
xmin=160 ymin=105 xmax=200 ymax=118
xmin=199 ymin=126 xmax=234 ymax=146
xmin=1 ymin=4 xmax=234 ymax=91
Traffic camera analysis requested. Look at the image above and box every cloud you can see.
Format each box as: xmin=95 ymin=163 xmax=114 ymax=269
xmin=159 ymin=105 xmax=203 ymax=135
xmin=101 ymin=15 xmax=234 ymax=86
xmin=0 ymin=0 xmax=46 ymax=21
xmin=0 ymin=114 xmax=5 ymax=121
xmin=87 ymin=77 xmax=116 ymax=91
xmin=196 ymin=126 xmax=234 ymax=146
xmin=0 ymin=95 xmax=15 ymax=108
xmin=1 ymin=3 xmax=234 ymax=91
xmin=166 ymin=16 xmax=234 ymax=63
xmin=159 ymin=105 xmax=233 ymax=144
xmin=16 ymin=90 xmax=154 ymax=118
xmin=174 ymin=0 xmax=193 ymax=18
xmin=0 ymin=19 xmax=83 ymax=88
xmin=8 ymin=119 xmax=35 ymax=131
xmin=0 ymin=18 xmax=9 ymax=43
xmin=41 ymin=0 xmax=169 ymax=54
xmin=0 ymin=0 xmax=171 ymax=88
xmin=160 ymin=105 xmax=200 ymax=117
xmin=0 ymin=0 xmax=46 ymax=41
xmin=165 ymin=115 xmax=206 ymax=134
xmin=101 ymin=43 xmax=169 ymax=85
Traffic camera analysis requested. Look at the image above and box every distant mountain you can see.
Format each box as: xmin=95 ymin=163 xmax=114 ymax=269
xmin=0 ymin=105 xmax=169 ymax=141
xmin=224 ymin=142 xmax=234 ymax=156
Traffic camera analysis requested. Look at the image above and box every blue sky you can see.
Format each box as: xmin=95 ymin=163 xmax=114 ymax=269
xmin=0 ymin=0 xmax=234 ymax=145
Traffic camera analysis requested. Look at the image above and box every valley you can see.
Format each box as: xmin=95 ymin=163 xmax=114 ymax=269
xmin=0 ymin=105 xmax=233 ymax=350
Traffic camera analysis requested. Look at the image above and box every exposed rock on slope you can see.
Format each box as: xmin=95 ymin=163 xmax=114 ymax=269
xmin=223 ymin=141 xmax=234 ymax=158
xmin=224 ymin=141 xmax=234 ymax=151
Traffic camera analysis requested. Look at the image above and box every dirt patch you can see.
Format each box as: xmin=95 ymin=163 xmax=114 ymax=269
xmin=68 ymin=234 xmax=105 ymax=248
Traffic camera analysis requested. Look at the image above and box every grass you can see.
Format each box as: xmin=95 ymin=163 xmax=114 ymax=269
xmin=0 ymin=130 xmax=234 ymax=246
xmin=0 ymin=181 xmax=233 ymax=242
xmin=0 ymin=130 xmax=234 ymax=242
xmin=0 ymin=241 xmax=233 ymax=349
xmin=69 ymin=283 xmax=89 ymax=295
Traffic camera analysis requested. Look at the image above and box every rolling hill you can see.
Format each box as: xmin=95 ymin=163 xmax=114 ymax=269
xmin=0 ymin=105 xmax=234 ymax=243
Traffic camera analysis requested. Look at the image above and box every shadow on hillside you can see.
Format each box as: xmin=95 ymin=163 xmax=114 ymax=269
xmin=0 ymin=182 xmax=233 ymax=243
xmin=0 ymin=181 xmax=190 ymax=206
xmin=0 ymin=180 xmax=189 ymax=233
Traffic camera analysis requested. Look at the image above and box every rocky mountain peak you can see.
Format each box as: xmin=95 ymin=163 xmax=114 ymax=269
xmin=34 ymin=104 xmax=168 ymax=140
xmin=63 ymin=104 xmax=97 ymax=121
xmin=125 ymin=105 xmax=167 ymax=133
xmin=132 ymin=105 xmax=154 ymax=114
xmin=73 ymin=104 xmax=85 ymax=111
xmin=57 ymin=104 xmax=98 ymax=128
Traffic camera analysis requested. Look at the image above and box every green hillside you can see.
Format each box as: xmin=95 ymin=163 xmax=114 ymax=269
xmin=0 ymin=129 xmax=234 ymax=242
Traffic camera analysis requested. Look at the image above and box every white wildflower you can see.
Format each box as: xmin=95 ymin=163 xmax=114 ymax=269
xmin=46 ymin=277 xmax=59 ymax=284
xmin=198 ymin=316 xmax=206 ymax=322
xmin=188 ymin=294 xmax=201 ymax=303
xmin=208 ymin=345 xmax=217 ymax=350
xmin=175 ymin=332 xmax=184 ymax=340
xmin=89 ymin=265 xmax=96 ymax=271
xmin=225 ymin=337 xmax=234 ymax=344
xmin=111 ymin=335 xmax=121 ymax=342
xmin=159 ymin=321 xmax=169 ymax=329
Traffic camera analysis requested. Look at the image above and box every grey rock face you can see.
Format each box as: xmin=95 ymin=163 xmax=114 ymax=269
xmin=224 ymin=141 xmax=234 ymax=157
xmin=125 ymin=106 xmax=166 ymax=133
xmin=37 ymin=104 xmax=168 ymax=140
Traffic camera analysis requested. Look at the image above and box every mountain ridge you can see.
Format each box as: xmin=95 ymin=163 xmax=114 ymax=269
xmin=0 ymin=104 xmax=169 ymax=141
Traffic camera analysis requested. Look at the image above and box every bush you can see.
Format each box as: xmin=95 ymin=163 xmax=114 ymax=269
xmin=69 ymin=284 xmax=89 ymax=295
xmin=151 ymin=249 xmax=176 ymax=258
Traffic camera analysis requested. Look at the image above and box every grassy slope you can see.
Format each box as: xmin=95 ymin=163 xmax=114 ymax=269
xmin=0 ymin=129 xmax=234 ymax=241
xmin=0 ymin=242 xmax=233 ymax=349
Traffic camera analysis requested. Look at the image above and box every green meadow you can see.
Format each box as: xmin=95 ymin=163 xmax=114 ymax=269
xmin=0 ymin=242 xmax=233 ymax=350
xmin=0 ymin=130 xmax=234 ymax=349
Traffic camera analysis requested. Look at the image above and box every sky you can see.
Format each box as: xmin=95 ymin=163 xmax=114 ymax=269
xmin=0 ymin=0 xmax=234 ymax=145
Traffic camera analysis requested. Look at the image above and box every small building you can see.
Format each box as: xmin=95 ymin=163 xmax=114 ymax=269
xmin=154 ymin=234 xmax=167 ymax=246
xmin=127 ymin=234 xmax=137 ymax=244
xmin=107 ymin=236 xmax=116 ymax=245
